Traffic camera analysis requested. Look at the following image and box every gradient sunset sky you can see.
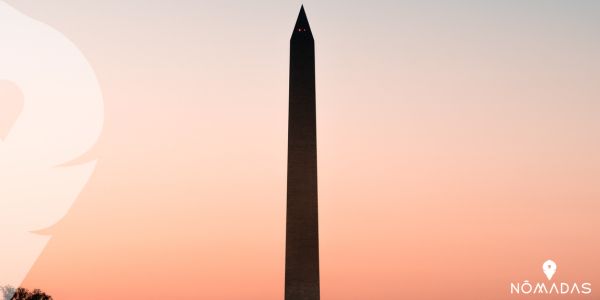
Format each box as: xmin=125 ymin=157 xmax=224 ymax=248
xmin=4 ymin=0 xmax=600 ymax=299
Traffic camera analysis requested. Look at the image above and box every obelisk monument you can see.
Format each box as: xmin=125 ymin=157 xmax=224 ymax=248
xmin=285 ymin=6 xmax=320 ymax=300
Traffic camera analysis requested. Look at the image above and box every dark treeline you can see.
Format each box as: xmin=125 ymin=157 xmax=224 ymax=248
xmin=1 ymin=286 xmax=52 ymax=300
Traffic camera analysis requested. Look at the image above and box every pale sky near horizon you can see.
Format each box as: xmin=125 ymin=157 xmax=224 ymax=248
xmin=3 ymin=1 xmax=600 ymax=299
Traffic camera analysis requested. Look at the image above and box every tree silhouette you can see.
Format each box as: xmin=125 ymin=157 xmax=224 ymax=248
xmin=1 ymin=286 xmax=52 ymax=300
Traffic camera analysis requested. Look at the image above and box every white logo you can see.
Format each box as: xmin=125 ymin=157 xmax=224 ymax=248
xmin=543 ymin=260 xmax=557 ymax=280
xmin=0 ymin=1 xmax=103 ymax=289
xmin=510 ymin=259 xmax=592 ymax=296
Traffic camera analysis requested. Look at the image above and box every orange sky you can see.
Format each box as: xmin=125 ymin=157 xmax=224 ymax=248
xmin=3 ymin=1 xmax=599 ymax=299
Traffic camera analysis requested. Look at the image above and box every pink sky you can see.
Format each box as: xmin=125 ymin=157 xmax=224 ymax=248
xmin=2 ymin=1 xmax=599 ymax=299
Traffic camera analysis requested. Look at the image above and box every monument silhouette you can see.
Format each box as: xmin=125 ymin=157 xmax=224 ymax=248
xmin=285 ymin=6 xmax=320 ymax=300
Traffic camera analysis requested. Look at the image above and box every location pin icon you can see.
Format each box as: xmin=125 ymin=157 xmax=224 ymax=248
xmin=543 ymin=260 xmax=557 ymax=280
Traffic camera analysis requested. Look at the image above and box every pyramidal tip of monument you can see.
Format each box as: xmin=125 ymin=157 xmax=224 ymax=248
xmin=293 ymin=5 xmax=312 ymax=35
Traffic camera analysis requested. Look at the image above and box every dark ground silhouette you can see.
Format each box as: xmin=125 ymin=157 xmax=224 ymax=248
xmin=1 ymin=286 xmax=52 ymax=300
